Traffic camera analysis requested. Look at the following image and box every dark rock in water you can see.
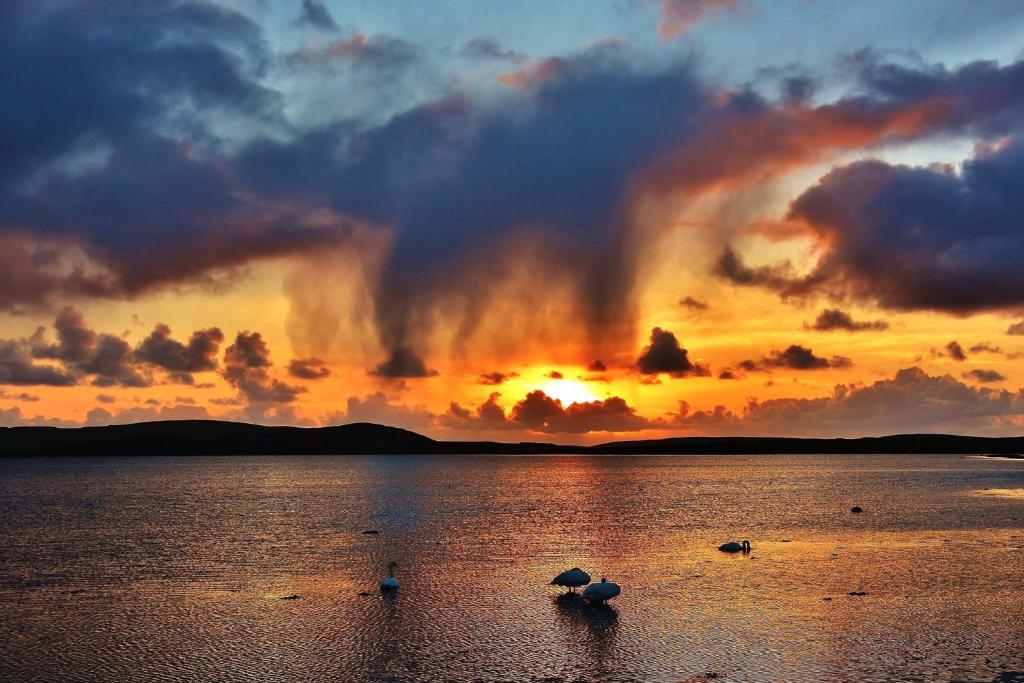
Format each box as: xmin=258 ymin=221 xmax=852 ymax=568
xmin=357 ymin=591 xmax=372 ymax=597
xmin=362 ymin=530 xmax=380 ymax=535
xmin=279 ymin=594 xmax=301 ymax=600
xmin=848 ymin=591 xmax=869 ymax=596
xmin=992 ymin=672 xmax=1024 ymax=683
xmin=851 ymin=506 xmax=863 ymax=513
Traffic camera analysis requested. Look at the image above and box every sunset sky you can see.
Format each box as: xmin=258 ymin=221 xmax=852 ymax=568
xmin=3 ymin=0 xmax=1024 ymax=441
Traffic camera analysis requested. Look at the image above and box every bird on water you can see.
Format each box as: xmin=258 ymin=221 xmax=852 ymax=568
xmin=718 ymin=540 xmax=752 ymax=553
xmin=581 ymin=577 xmax=620 ymax=604
xmin=550 ymin=567 xmax=591 ymax=592
xmin=380 ymin=561 xmax=399 ymax=590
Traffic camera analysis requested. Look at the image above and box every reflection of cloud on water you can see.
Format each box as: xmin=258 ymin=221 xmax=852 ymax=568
xmin=553 ymin=593 xmax=619 ymax=668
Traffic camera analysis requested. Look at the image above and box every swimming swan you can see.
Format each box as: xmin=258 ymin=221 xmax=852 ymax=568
xmin=380 ymin=561 xmax=399 ymax=590
xmin=550 ymin=567 xmax=591 ymax=592
xmin=581 ymin=577 xmax=620 ymax=604
xmin=718 ymin=540 xmax=751 ymax=553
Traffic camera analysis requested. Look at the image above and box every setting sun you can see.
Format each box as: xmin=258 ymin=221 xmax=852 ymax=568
xmin=536 ymin=378 xmax=601 ymax=406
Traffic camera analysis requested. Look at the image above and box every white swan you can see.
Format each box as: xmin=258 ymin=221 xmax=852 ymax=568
xmin=550 ymin=567 xmax=591 ymax=592
xmin=718 ymin=540 xmax=751 ymax=553
xmin=380 ymin=561 xmax=399 ymax=590
xmin=581 ymin=577 xmax=620 ymax=604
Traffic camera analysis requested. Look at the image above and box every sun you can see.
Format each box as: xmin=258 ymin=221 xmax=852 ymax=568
xmin=536 ymin=378 xmax=600 ymax=406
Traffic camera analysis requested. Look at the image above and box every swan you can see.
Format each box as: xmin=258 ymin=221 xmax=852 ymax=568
xmin=380 ymin=561 xmax=399 ymax=590
xmin=581 ymin=577 xmax=620 ymax=604
xmin=718 ymin=540 xmax=751 ymax=553
xmin=550 ymin=567 xmax=591 ymax=592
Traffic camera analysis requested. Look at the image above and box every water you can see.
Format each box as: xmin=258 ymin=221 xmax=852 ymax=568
xmin=1 ymin=454 xmax=1022 ymax=682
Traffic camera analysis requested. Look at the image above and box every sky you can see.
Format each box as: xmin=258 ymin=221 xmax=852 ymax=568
xmin=2 ymin=0 xmax=1024 ymax=442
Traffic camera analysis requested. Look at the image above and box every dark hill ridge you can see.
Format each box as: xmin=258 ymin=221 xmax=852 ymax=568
xmin=1 ymin=419 xmax=1023 ymax=456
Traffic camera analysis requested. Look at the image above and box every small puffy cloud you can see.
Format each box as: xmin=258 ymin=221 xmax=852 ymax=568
xmin=478 ymin=371 xmax=517 ymax=385
xmin=656 ymin=0 xmax=743 ymax=40
xmin=546 ymin=370 xmax=564 ymax=379
xmin=807 ymin=309 xmax=888 ymax=332
xmin=96 ymin=393 xmax=116 ymax=404
xmin=293 ymin=0 xmax=338 ymax=31
xmin=223 ymin=331 xmax=306 ymax=404
xmin=288 ymin=357 xmax=331 ymax=380
xmin=679 ymin=296 xmax=708 ymax=311
xmin=458 ymin=37 xmax=525 ymax=63
xmin=1007 ymin=321 xmax=1024 ymax=336
xmin=945 ymin=341 xmax=968 ymax=362
xmin=135 ymin=323 xmax=224 ymax=383
xmin=734 ymin=345 xmax=851 ymax=372
xmin=370 ymin=347 xmax=438 ymax=378
xmin=963 ymin=369 xmax=1006 ymax=384
xmin=588 ymin=360 xmax=607 ymax=372
xmin=636 ymin=327 xmax=709 ymax=377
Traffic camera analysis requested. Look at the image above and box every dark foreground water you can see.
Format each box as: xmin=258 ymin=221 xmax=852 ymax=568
xmin=1 ymin=454 xmax=1023 ymax=683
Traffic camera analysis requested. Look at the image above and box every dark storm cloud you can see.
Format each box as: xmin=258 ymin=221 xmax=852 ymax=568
xmin=963 ymin=369 xmax=1006 ymax=384
xmin=288 ymin=357 xmax=331 ymax=380
xmin=223 ymin=331 xmax=306 ymax=403
xmin=369 ymin=347 xmax=438 ymax=378
xmin=293 ymin=0 xmax=339 ymax=31
xmin=807 ymin=309 xmax=888 ymax=332
xmin=730 ymin=137 xmax=1024 ymax=315
xmin=135 ymin=324 xmax=225 ymax=383
xmin=0 ymin=1 xmax=355 ymax=308
xmin=636 ymin=327 xmax=708 ymax=377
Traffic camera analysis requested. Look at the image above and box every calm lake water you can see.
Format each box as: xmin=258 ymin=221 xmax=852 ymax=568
xmin=1 ymin=454 xmax=1023 ymax=682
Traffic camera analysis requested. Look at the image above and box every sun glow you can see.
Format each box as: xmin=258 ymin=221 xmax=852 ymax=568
xmin=536 ymin=378 xmax=601 ymax=406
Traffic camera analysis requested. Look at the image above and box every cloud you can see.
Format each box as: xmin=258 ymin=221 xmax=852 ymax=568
xmin=458 ymin=37 xmax=525 ymax=63
xmin=332 ymin=391 xmax=435 ymax=431
xmin=478 ymin=371 xmax=517 ymax=385
xmin=736 ymin=345 xmax=851 ymax=371
xmin=1007 ymin=321 xmax=1024 ymax=335
xmin=719 ymin=367 xmax=1024 ymax=436
xmin=96 ymin=393 xmax=116 ymax=404
xmin=288 ymin=357 xmax=331 ymax=380
xmin=223 ymin=331 xmax=306 ymax=403
xmin=546 ymin=370 xmax=565 ymax=379
xmin=135 ymin=323 xmax=224 ymax=383
xmin=807 ymin=309 xmax=889 ymax=332
xmin=509 ymin=390 xmax=655 ymax=433
xmin=945 ymin=341 xmax=968 ymax=362
xmin=287 ymin=33 xmax=419 ymax=73
xmin=588 ymin=360 xmax=608 ymax=372
xmin=29 ymin=307 xmax=148 ymax=387
xmin=636 ymin=327 xmax=708 ymax=377
xmin=0 ymin=390 xmax=40 ymax=402
xmin=369 ymin=347 xmax=438 ymax=378
xmin=0 ymin=340 xmax=77 ymax=386
xmin=679 ymin=296 xmax=709 ymax=311
xmin=657 ymin=0 xmax=743 ymax=40
xmin=293 ymin=0 xmax=339 ymax=31
xmin=732 ymin=137 xmax=1024 ymax=314
xmin=963 ymin=369 xmax=1006 ymax=384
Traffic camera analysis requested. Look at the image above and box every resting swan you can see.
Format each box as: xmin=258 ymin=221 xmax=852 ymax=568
xmin=380 ymin=561 xmax=399 ymax=590
xmin=581 ymin=577 xmax=620 ymax=604
xmin=550 ymin=567 xmax=591 ymax=592
xmin=718 ymin=540 xmax=751 ymax=553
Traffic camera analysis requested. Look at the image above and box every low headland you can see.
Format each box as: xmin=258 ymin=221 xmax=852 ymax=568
xmin=2 ymin=420 xmax=1024 ymax=456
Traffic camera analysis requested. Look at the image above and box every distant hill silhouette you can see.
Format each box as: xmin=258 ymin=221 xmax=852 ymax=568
xmin=1 ymin=419 xmax=1023 ymax=456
